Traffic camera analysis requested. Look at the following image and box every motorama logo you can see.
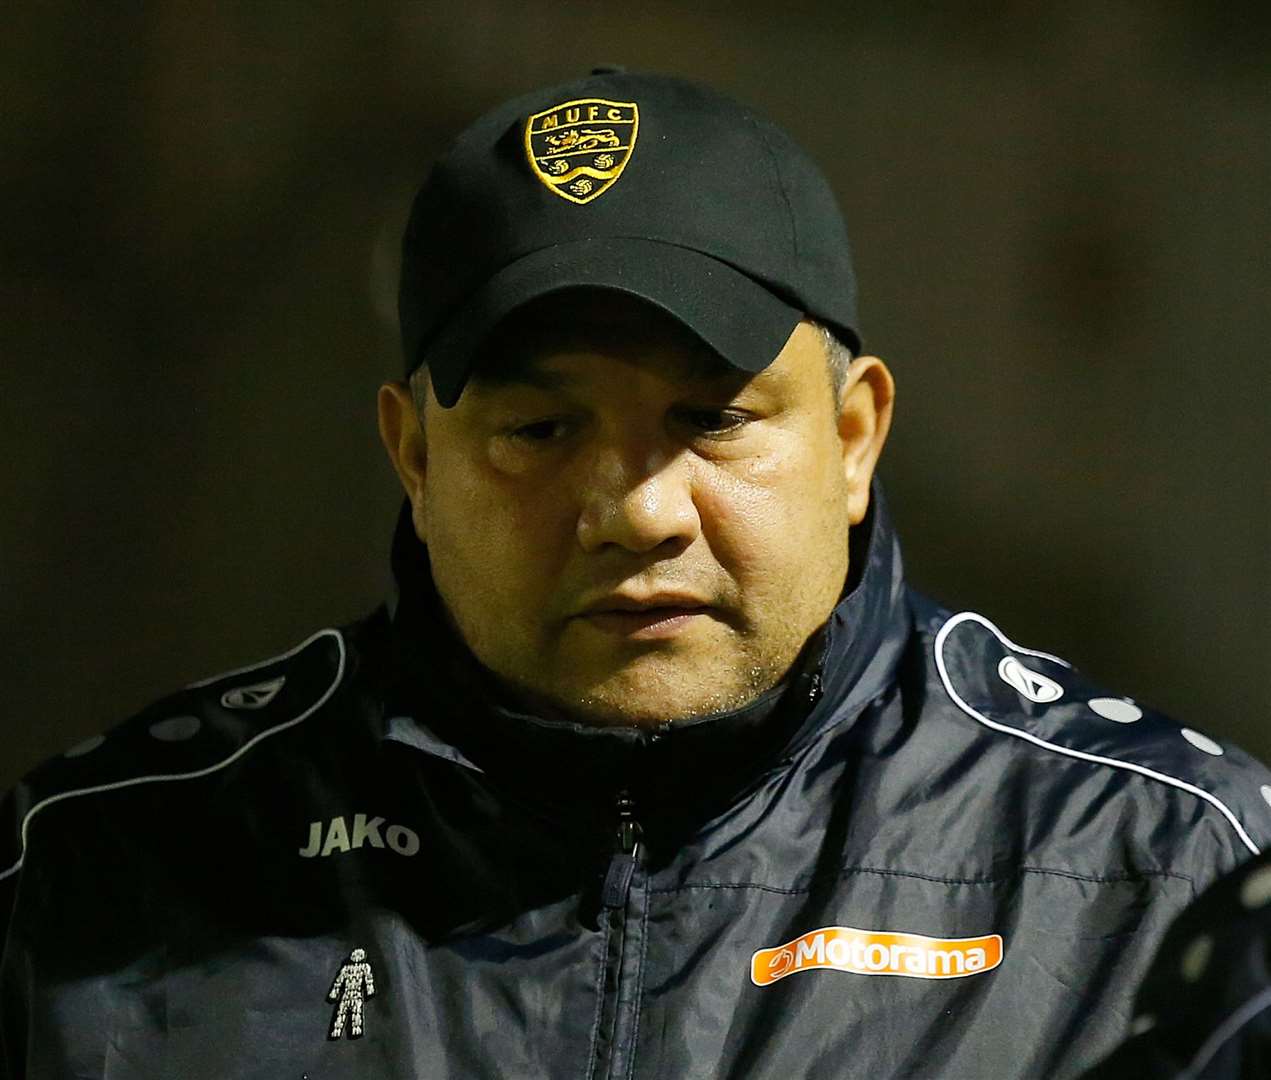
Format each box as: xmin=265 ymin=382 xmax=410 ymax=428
xmin=751 ymin=925 xmax=1004 ymax=986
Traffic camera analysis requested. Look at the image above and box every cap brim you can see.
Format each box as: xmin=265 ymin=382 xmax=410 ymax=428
xmin=415 ymin=237 xmax=804 ymax=408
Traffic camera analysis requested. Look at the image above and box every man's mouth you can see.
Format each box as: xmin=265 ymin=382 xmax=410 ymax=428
xmin=578 ymin=606 xmax=710 ymax=639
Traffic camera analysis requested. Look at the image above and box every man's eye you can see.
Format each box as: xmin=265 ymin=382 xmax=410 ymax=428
xmin=681 ymin=409 xmax=749 ymax=435
xmin=508 ymin=419 xmax=568 ymax=443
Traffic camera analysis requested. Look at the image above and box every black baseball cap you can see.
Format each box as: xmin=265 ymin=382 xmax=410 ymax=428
xmin=399 ymin=68 xmax=862 ymax=408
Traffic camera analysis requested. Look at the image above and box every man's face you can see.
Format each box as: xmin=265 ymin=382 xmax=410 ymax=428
xmin=381 ymin=293 xmax=891 ymax=727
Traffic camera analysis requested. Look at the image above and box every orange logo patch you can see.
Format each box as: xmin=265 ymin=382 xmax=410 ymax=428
xmin=751 ymin=926 xmax=1004 ymax=986
xmin=524 ymin=97 xmax=639 ymax=204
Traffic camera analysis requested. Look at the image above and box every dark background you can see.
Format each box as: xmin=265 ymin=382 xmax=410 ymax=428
xmin=3 ymin=4 xmax=1268 ymax=790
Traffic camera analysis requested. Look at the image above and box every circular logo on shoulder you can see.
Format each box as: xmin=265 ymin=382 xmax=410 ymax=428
xmin=997 ymin=656 xmax=1064 ymax=704
xmin=221 ymin=675 xmax=286 ymax=711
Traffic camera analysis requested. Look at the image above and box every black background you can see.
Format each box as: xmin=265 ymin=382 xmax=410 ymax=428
xmin=3 ymin=3 xmax=1268 ymax=789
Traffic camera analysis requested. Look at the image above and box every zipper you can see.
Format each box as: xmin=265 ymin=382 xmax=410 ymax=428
xmin=807 ymin=669 xmax=823 ymax=707
xmin=589 ymin=789 xmax=646 ymax=1080
xmin=601 ymin=790 xmax=642 ymax=909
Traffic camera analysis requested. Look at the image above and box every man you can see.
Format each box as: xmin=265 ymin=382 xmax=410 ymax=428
xmin=2 ymin=67 xmax=1268 ymax=1079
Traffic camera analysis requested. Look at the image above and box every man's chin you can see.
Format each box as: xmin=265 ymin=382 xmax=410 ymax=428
xmin=537 ymin=666 xmax=782 ymax=730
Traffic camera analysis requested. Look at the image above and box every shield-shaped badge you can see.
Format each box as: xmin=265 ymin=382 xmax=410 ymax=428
xmin=524 ymin=97 xmax=639 ymax=205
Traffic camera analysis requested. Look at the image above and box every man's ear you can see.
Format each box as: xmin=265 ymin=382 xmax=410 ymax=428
xmin=836 ymin=356 xmax=896 ymax=525
xmin=377 ymin=379 xmax=429 ymax=542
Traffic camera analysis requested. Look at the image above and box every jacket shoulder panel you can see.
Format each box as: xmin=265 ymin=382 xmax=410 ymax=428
xmin=0 ymin=626 xmax=347 ymax=886
xmin=932 ymin=609 xmax=1271 ymax=859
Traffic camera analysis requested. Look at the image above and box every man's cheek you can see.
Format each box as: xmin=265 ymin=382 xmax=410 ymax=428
xmin=702 ymin=485 xmax=795 ymax=555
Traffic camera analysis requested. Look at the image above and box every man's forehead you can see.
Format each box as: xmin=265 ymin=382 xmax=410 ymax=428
xmin=469 ymin=290 xmax=768 ymax=391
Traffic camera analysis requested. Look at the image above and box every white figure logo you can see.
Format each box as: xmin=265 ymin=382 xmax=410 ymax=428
xmin=328 ymin=947 xmax=376 ymax=1039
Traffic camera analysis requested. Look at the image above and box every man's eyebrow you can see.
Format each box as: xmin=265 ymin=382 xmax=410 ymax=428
xmin=470 ymin=362 xmax=571 ymax=393
xmin=692 ymin=363 xmax=789 ymax=397
xmin=706 ymin=363 xmax=784 ymax=387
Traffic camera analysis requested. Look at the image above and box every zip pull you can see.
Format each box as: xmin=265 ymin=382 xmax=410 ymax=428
xmin=601 ymin=790 xmax=642 ymax=909
xmin=808 ymin=670 xmax=823 ymax=706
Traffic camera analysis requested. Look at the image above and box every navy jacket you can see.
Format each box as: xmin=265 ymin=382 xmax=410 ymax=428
xmin=3 ymin=482 xmax=1269 ymax=1078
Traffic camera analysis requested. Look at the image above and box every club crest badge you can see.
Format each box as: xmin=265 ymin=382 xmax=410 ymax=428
xmin=524 ymin=97 xmax=639 ymax=205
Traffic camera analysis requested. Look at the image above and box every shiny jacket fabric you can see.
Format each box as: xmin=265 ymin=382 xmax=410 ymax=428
xmin=3 ymin=482 xmax=1269 ymax=1079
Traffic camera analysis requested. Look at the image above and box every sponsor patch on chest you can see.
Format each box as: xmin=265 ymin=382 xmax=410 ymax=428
xmin=751 ymin=925 xmax=1003 ymax=986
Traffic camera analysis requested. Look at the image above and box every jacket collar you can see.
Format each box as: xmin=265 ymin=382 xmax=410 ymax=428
xmin=381 ymin=477 xmax=910 ymax=821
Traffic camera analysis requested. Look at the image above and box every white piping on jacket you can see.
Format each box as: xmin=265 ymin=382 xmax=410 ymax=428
xmin=0 ymin=628 xmax=346 ymax=884
xmin=934 ymin=611 xmax=1259 ymax=858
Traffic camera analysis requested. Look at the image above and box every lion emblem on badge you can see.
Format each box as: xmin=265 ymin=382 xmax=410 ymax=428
xmin=542 ymin=128 xmax=622 ymax=155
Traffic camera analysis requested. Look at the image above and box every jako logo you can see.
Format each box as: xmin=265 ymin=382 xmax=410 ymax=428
xmin=299 ymin=814 xmax=420 ymax=859
xmin=220 ymin=676 xmax=286 ymax=710
xmin=751 ymin=926 xmax=1003 ymax=986
xmin=996 ymin=656 xmax=1063 ymax=704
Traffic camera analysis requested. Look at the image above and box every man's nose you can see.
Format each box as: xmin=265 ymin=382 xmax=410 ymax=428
xmin=575 ymin=445 xmax=701 ymax=555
